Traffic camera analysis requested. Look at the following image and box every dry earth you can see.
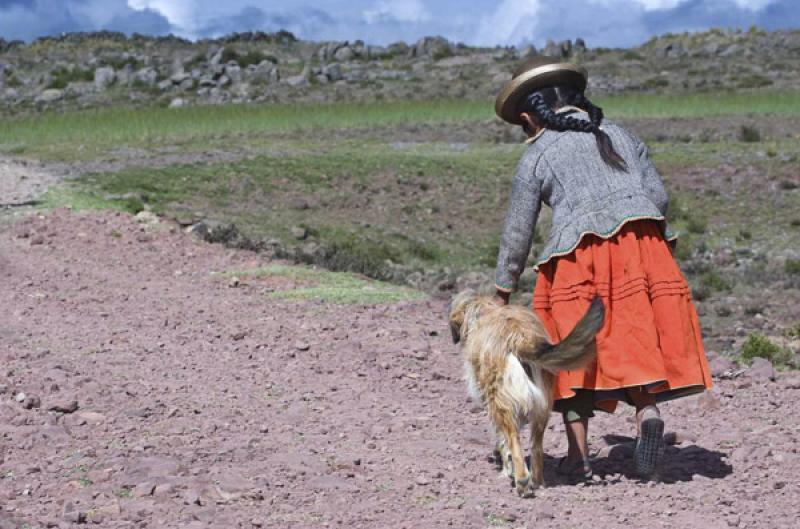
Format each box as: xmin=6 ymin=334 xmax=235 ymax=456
xmin=1 ymin=208 xmax=798 ymax=529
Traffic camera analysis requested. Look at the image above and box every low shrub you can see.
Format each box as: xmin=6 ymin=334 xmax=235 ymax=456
xmin=46 ymin=66 xmax=94 ymax=89
xmin=740 ymin=333 xmax=793 ymax=367
xmin=687 ymin=215 xmax=707 ymax=234
xmin=738 ymin=125 xmax=761 ymax=143
xmin=785 ymin=258 xmax=800 ymax=275
xmin=700 ymin=269 xmax=732 ymax=292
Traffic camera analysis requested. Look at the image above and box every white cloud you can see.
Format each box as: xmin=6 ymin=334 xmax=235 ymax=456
xmin=731 ymin=0 xmax=775 ymax=9
xmin=127 ymin=0 xmax=198 ymax=34
xmin=629 ymin=0 xmax=684 ymax=9
xmin=363 ymin=0 xmax=430 ymax=24
xmin=475 ymin=0 xmax=542 ymax=46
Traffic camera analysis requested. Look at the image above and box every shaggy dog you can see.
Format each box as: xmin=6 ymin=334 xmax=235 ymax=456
xmin=448 ymin=290 xmax=605 ymax=497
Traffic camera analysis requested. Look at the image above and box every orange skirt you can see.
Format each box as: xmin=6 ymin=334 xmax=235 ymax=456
xmin=533 ymin=219 xmax=712 ymax=413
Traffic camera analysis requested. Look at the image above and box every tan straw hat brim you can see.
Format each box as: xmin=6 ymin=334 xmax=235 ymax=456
xmin=495 ymin=63 xmax=588 ymax=125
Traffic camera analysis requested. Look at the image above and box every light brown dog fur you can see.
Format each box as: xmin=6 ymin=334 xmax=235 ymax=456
xmin=449 ymin=290 xmax=604 ymax=497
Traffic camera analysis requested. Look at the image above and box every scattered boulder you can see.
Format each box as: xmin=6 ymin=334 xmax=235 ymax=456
xmin=322 ymin=63 xmax=342 ymax=82
xmin=333 ymin=46 xmax=356 ymax=62
xmin=37 ymin=88 xmax=63 ymax=102
xmin=134 ymin=67 xmax=158 ymax=87
xmin=412 ymin=36 xmax=451 ymax=59
xmin=94 ymin=66 xmax=116 ymax=89
xmin=285 ymin=65 xmax=311 ymax=87
xmin=170 ymin=70 xmax=190 ymax=84
xmin=746 ymin=357 xmax=776 ymax=381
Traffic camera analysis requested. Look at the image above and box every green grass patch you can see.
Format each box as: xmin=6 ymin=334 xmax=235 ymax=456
xmin=37 ymin=186 xmax=145 ymax=214
xmin=62 ymin=141 xmax=520 ymax=272
xmin=228 ymin=264 xmax=425 ymax=305
xmin=3 ymin=90 xmax=800 ymax=160
xmin=740 ymin=333 xmax=794 ymax=369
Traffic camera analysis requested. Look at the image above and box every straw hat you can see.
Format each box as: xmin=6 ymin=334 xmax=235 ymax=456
xmin=495 ymin=56 xmax=588 ymax=125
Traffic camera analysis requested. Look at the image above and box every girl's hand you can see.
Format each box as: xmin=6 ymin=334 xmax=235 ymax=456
xmin=494 ymin=290 xmax=510 ymax=306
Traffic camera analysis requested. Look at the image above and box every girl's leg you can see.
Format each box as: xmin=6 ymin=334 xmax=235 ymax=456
xmin=558 ymin=390 xmax=594 ymax=478
xmin=626 ymin=386 xmax=664 ymax=478
xmin=626 ymin=386 xmax=658 ymax=434
xmin=564 ymin=416 xmax=590 ymax=462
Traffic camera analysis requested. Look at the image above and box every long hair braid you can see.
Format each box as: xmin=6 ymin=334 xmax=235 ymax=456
xmin=525 ymin=89 xmax=628 ymax=172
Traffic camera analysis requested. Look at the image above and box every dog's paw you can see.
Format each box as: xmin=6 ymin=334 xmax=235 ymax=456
xmin=515 ymin=476 xmax=537 ymax=498
xmin=502 ymin=456 xmax=514 ymax=478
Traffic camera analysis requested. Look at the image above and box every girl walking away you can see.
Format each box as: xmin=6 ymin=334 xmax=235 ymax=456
xmin=492 ymin=57 xmax=712 ymax=479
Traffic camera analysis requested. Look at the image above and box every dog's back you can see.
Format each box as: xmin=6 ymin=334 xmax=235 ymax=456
xmin=462 ymin=304 xmax=554 ymax=420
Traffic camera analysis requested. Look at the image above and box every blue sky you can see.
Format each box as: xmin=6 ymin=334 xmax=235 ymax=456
xmin=0 ymin=1 xmax=798 ymax=47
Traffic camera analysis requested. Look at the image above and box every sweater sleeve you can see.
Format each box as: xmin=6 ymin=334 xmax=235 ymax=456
xmin=637 ymin=140 xmax=669 ymax=216
xmin=494 ymin=153 xmax=543 ymax=293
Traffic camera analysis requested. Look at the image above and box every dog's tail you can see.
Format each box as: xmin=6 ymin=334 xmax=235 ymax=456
xmin=526 ymin=297 xmax=605 ymax=372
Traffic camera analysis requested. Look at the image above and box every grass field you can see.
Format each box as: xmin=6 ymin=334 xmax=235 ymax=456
xmin=5 ymin=90 xmax=799 ymax=307
xmin=2 ymin=90 xmax=799 ymax=160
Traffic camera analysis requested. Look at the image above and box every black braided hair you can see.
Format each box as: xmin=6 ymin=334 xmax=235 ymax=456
xmin=523 ymin=87 xmax=628 ymax=172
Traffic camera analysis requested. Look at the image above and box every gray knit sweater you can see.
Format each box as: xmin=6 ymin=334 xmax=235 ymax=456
xmin=495 ymin=109 xmax=676 ymax=292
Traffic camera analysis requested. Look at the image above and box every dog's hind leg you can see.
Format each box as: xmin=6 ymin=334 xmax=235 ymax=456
xmin=529 ymin=409 xmax=549 ymax=488
xmin=494 ymin=433 xmax=513 ymax=477
xmin=494 ymin=410 xmax=532 ymax=497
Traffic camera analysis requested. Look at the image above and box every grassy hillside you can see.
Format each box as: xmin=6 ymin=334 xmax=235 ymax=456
xmin=2 ymin=90 xmax=800 ymax=160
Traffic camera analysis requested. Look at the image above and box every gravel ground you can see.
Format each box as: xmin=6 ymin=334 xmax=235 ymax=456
xmin=0 ymin=157 xmax=63 ymax=208
xmin=1 ymin=209 xmax=798 ymax=529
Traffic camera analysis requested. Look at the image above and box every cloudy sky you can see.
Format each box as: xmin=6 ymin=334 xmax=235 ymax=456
xmin=0 ymin=0 xmax=798 ymax=48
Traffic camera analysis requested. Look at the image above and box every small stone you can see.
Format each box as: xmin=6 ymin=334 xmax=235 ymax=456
xmin=87 ymin=504 xmax=120 ymax=524
xmin=62 ymin=503 xmax=85 ymax=524
xmin=415 ymin=475 xmax=430 ymax=486
xmin=135 ymin=211 xmax=159 ymax=225
xmin=132 ymin=482 xmax=155 ymax=498
xmin=228 ymin=276 xmax=240 ymax=288
xmin=183 ymin=489 xmax=202 ymax=505
xmin=169 ymin=97 xmax=186 ymax=109
xmin=14 ymin=392 xmax=26 ymax=403
xmin=290 ymin=226 xmax=308 ymax=240
xmin=294 ymin=342 xmax=310 ymax=351
xmin=22 ymin=395 xmax=41 ymax=410
xmin=47 ymin=398 xmax=79 ymax=414
xmin=153 ymin=482 xmax=174 ymax=497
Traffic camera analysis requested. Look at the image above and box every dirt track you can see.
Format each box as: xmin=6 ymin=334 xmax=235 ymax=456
xmin=1 ymin=209 xmax=799 ymax=529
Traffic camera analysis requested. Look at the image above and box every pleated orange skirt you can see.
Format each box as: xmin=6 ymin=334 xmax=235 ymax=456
xmin=533 ymin=219 xmax=712 ymax=413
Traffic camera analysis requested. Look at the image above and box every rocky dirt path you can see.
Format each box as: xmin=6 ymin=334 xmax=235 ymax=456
xmin=0 ymin=209 xmax=798 ymax=529
xmin=0 ymin=157 xmax=64 ymax=209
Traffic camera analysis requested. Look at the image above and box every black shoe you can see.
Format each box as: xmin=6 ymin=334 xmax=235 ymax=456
xmin=635 ymin=406 xmax=664 ymax=479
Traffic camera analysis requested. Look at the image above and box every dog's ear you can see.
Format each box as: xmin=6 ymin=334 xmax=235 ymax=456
xmin=450 ymin=322 xmax=461 ymax=344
